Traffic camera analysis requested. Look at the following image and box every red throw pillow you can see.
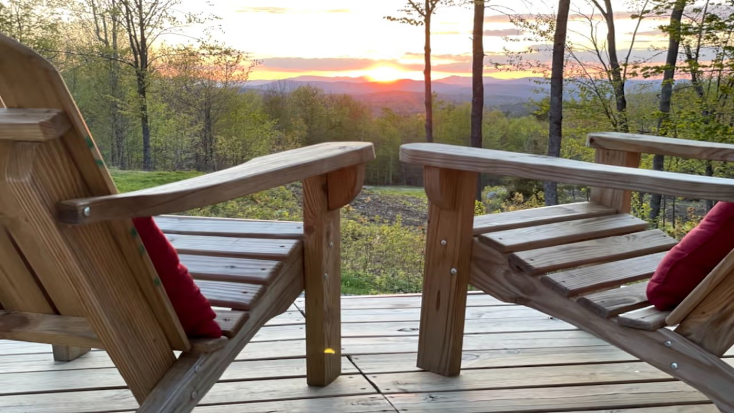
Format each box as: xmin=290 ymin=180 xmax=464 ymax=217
xmin=647 ymin=202 xmax=734 ymax=310
xmin=133 ymin=217 xmax=222 ymax=338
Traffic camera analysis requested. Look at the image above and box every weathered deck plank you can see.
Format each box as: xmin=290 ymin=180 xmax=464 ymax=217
xmin=0 ymin=293 xmax=724 ymax=413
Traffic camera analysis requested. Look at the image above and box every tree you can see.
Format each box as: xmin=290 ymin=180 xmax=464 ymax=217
xmin=650 ymin=0 xmax=687 ymax=222
xmin=0 ymin=0 xmax=62 ymax=58
xmin=158 ymin=43 xmax=258 ymax=171
xmin=471 ymin=0 xmax=485 ymax=199
xmin=386 ymin=0 xmax=454 ymax=142
xmin=114 ymin=0 xmax=209 ymax=170
xmin=545 ymin=0 xmax=571 ymax=206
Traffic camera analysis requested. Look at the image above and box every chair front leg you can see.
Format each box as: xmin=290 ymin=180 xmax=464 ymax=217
xmin=302 ymin=164 xmax=365 ymax=386
xmin=417 ymin=167 xmax=478 ymax=376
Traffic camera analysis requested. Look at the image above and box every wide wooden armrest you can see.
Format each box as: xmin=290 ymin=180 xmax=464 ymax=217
xmin=588 ymin=132 xmax=734 ymax=162
xmin=400 ymin=143 xmax=734 ymax=202
xmin=58 ymin=142 xmax=375 ymax=225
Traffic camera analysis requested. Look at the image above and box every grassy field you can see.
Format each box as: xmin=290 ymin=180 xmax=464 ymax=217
xmin=110 ymin=170 xmax=428 ymax=295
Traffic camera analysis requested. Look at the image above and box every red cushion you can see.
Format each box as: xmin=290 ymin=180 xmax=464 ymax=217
xmin=133 ymin=217 xmax=222 ymax=338
xmin=647 ymin=202 xmax=734 ymax=310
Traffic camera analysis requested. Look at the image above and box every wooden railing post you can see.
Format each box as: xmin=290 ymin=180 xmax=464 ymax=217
xmin=302 ymin=164 xmax=365 ymax=386
xmin=417 ymin=167 xmax=478 ymax=376
xmin=590 ymin=149 xmax=641 ymax=213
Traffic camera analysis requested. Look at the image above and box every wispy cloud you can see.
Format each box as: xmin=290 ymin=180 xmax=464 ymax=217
xmin=236 ymin=7 xmax=350 ymax=14
xmin=484 ymin=29 xmax=523 ymax=36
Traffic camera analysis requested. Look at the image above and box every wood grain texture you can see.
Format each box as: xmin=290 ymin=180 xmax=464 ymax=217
xmin=0 ymin=143 xmax=83 ymax=317
xmin=470 ymin=239 xmax=734 ymax=410
xmin=388 ymin=382 xmax=708 ymax=412
xmin=137 ymin=251 xmax=304 ymax=412
xmin=473 ymin=202 xmax=616 ymax=235
xmin=0 ymin=228 xmax=54 ymax=313
xmin=0 ymin=108 xmax=71 ymax=142
xmin=1 ymin=141 xmax=176 ymax=402
xmin=400 ymin=143 xmax=734 ymax=201
xmin=668 ymin=246 xmax=734 ymax=325
xmin=676 ymin=268 xmax=734 ymax=356
xmin=52 ymin=345 xmax=91 ymax=362
xmin=58 ymin=143 xmax=375 ymax=225
xmin=302 ymin=174 xmax=342 ymax=386
xmin=618 ymin=307 xmax=670 ymax=331
xmin=590 ymin=149 xmax=641 ymax=213
xmin=0 ymin=311 xmax=101 ymax=348
xmin=418 ymin=168 xmax=478 ymax=376
xmin=198 ymin=280 xmax=265 ymax=311
xmin=156 ymin=215 xmax=303 ymax=240
xmin=214 ymin=310 xmax=250 ymax=339
xmin=588 ymin=131 xmax=734 ymax=162
xmin=371 ymin=361 xmax=682 ymax=393
xmin=509 ymin=230 xmax=676 ymax=275
xmin=577 ymin=283 xmax=650 ymax=318
xmin=182 ymin=254 xmax=282 ymax=285
xmin=327 ymin=164 xmax=365 ymax=210
xmin=479 ymin=214 xmax=648 ymax=253
xmin=540 ymin=252 xmax=665 ymax=297
xmin=168 ymin=234 xmax=299 ymax=261
xmin=0 ymin=34 xmax=188 ymax=351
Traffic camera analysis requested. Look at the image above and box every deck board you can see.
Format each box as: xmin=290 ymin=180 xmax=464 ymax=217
xmin=0 ymin=292 xmax=723 ymax=412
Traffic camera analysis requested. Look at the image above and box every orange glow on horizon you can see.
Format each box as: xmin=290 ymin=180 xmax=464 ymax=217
xmin=364 ymin=65 xmax=410 ymax=82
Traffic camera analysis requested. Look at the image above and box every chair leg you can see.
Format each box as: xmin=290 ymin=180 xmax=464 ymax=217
xmin=302 ymin=174 xmax=343 ymax=387
xmin=417 ymin=167 xmax=478 ymax=376
xmin=52 ymin=345 xmax=90 ymax=362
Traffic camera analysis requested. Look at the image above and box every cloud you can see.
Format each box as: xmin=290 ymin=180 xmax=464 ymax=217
xmin=484 ymin=29 xmax=523 ymax=37
xmin=485 ymin=11 xmax=665 ymax=24
xmin=628 ymin=30 xmax=664 ymax=36
xmin=237 ymin=7 xmax=288 ymax=13
xmin=236 ymin=7 xmax=350 ymax=14
xmin=435 ymin=31 xmax=463 ymax=35
xmin=261 ymin=57 xmax=378 ymax=72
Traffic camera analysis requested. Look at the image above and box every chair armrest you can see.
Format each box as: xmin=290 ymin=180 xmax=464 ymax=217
xmin=400 ymin=143 xmax=734 ymax=201
xmin=588 ymin=132 xmax=734 ymax=162
xmin=58 ymin=142 xmax=375 ymax=225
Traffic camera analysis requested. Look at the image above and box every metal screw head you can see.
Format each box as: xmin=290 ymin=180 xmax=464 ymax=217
xmin=450 ymin=268 xmax=458 ymax=275
xmin=191 ymin=390 xmax=198 ymax=399
xmin=194 ymin=365 xmax=201 ymax=373
xmin=323 ymin=273 xmax=328 ymax=279
xmin=671 ymin=362 xmax=679 ymax=370
xmin=329 ymin=242 xmax=334 ymax=248
xmin=664 ymin=340 xmax=673 ymax=347
xmin=83 ymin=207 xmax=91 ymax=217
xmin=440 ymin=240 xmax=447 ymax=246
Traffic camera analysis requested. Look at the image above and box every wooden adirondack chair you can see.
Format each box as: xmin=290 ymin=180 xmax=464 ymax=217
xmin=0 ymin=34 xmax=375 ymax=412
xmin=401 ymin=135 xmax=734 ymax=412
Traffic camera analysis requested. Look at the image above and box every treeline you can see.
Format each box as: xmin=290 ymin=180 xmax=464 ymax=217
xmin=0 ymin=0 xmax=549 ymax=186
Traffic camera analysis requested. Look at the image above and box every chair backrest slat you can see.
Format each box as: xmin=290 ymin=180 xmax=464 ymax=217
xmin=0 ymin=225 xmax=55 ymax=313
xmin=0 ymin=34 xmax=189 ymax=400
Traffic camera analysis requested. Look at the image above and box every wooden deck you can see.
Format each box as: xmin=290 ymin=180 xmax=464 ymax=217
xmin=0 ymin=292 xmax=727 ymax=412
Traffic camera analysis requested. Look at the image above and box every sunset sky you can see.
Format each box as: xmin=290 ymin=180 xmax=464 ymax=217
xmin=181 ymin=0 xmax=671 ymax=81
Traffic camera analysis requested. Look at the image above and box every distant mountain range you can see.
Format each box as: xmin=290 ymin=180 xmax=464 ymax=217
xmin=245 ymin=75 xmax=659 ymax=116
xmin=245 ymin=75 xmax=547 ymax=115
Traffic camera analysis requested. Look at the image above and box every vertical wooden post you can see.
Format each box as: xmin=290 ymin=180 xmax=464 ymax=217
xmin=590 ymin=149 xmax=641 ymax=213
xmin=417 ymin=167 xmax=478 ymax=376
xmin=302 ymin=165 xmax=364 ymax=386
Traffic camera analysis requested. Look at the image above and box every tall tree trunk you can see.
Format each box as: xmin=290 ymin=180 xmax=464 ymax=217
xmin=471 ymin=0 xmax=485 ymax=200
xmin=136 ymin=70 xmax=152 ymax=170
xmin=424 ymin=6 xmax=433 ymax=143
xmin=650 ymin=0 xmax=686 ymax=222
xmin=603 ymin=0 xmax=628 ymax=132
xmin=544 ymin=0 xmax=571 ymax=206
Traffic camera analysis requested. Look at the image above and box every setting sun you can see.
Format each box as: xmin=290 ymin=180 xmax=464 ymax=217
xmin=365 ymin=65 xmax=407 ymax=82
